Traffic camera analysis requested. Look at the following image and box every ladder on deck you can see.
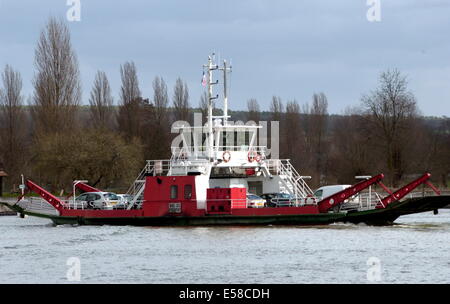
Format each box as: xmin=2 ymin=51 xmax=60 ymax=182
xmin=126 ymin=162 xmax=154 ymax=210
xmin=275 ymin=160 xmax=313 ymax=200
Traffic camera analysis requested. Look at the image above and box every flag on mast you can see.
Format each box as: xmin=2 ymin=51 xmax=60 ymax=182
xmin=201 ymin=71 xmax=207 ymax=87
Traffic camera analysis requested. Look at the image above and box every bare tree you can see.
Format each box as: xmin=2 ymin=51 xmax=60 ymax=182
xmin=328 ymin=108 xmax=377 ymax=183
xmin=153 ymin=76 xmax=168 ymax=123
xmin=120 ymin=62 xmax=141 ymax=105
xmin=89 ymin=71 xmax=114 ymax=129
xmin=311 ymin=93 xmax=328 ymax=116
xmin=246 ymin=98 xmax=260 ymax=122
xmin=285 ymin=100 xmax=305 ymax=169
xmin=270 ymin=96 xmax=284 ymax=122
xmin=117 ymin=61 xmax=141 ymax=140
xmin=362 ymin=69 xmax=418 ymax=185
xmin=440 ymin=120 xmax=450 ymax=187
xmin=308 ymin=92 xmax=329 ymax=184
xmin=421 ymin=118 xmax=450 ymax=187
xmin=32 ymin=17 xmax=81 ymax=134
xmin=269 ymin=96 xmax=284 ymax=159
xmin=0 ymin=65 xmax=27 ymax=185
xmin=172 ymin=77 xmax=190 ymax=122
xmin=145 ymin=76 xmax=170 ymax=159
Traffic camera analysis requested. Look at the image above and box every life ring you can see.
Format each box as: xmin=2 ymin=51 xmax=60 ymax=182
xmin=223 ymin=151 xmax=231 ymax=163
xmin=248 ymin=150 xmax=261 ymax=163
xmin=248 ymin=150 xmax=255 ymax=162
xmin=255 ymin=154 xmax=262 ymax=163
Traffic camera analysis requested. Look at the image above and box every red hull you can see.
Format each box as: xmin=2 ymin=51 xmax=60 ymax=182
xmin=59 ymin=205 xmax=319 ymax=218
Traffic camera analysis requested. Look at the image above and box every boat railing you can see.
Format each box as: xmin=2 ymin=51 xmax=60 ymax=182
xmin=170 ymin=146 xmax=268 ymax=161
xmin=64 ymin=200 xmax=144 ymax=210
xmin=328 ymin=188 xmax=449 ymax=212
xmin=18 ymin=197 xmax=62 ymax=215
xmin=216 ymin=146 xmax=268 ymax=153
xmin=148 ymin=160 xmax=172 ymax=176
xmin=359 ymin=189 xmax=447 ymax=204
xmin=351 ymin=192 xmax=381 ymax=211
xmin=171 ymin=146 xmax=268 ymax=153
xmin=404 ymin=190 xmax=449 ymax=199
xmin=206 ymin=197 xmax=316 ymax=209
xmin=62 ymin=198 xmax=144 ymax=210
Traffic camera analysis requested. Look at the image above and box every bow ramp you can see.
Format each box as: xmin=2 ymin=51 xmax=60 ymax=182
xmin=377 ymin=173 xmax=441 ymax=208
xmin=25 ymin=179 xmax=65 ymax=212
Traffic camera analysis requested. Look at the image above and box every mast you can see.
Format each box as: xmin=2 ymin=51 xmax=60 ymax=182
xmin=220 ymin=60 xmax=232 ymax=126
xmin=204 ymin=54 xmax=218 ymax=160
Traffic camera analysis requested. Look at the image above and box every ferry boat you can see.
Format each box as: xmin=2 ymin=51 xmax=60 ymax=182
xmin=1 ymin=55 xmax=449 ymax=226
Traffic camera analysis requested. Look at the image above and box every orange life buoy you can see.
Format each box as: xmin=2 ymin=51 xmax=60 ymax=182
xmin=223 ymin=151 xmax=231 ymax=163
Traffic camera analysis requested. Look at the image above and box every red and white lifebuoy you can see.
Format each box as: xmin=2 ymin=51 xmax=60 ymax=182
xmin=248 ymin=150 xmax=262 ymax=163
xmin=223 ymin=151 xmax=231 ymax=163
xmin=255 ymin=154 xmax=261 ymax=163
xmin=248 ymin=150 xmax=256 ymax=162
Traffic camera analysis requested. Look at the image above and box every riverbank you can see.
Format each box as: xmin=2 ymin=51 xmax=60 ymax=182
xmin=0 ymin=199 xmax=17 ymax=216
xmin=0 ymin=205 xmax=16 ymax=216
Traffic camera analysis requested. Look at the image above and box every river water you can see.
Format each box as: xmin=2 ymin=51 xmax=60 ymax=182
xmin=0 ymin=210 xmax=449 ymax=284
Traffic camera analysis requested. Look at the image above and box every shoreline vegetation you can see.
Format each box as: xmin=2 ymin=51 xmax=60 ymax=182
xmin=0 ymin=17 xmax=449 ymax=196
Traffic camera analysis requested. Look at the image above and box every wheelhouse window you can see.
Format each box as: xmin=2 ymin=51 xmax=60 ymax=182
xmin=170 ymin=185 xmax=178 ymax=199
xmin=184 ymin=185 xmax=192 ymax=199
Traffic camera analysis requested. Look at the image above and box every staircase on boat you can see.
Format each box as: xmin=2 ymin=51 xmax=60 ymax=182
xmin=267 ymin=159 xmax=314 ymax=200
xmin=125 ymin=160 xmax=170 ymax=209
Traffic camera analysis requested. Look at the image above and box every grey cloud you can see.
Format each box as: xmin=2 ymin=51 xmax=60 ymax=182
xmin=0 ymin=0 xmax=449 ymax=116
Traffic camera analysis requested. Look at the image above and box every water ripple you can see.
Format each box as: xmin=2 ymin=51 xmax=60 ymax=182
xmin=0 ymin=210 xmax=449 ymax=283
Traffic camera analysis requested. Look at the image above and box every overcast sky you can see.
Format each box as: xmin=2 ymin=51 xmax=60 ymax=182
xmin=0 ymin=0 xmax=449 ymax=116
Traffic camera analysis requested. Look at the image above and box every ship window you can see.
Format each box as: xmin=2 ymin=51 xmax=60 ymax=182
xmin=170 ymin=185 xmax=178 ymax=199
xmin=184 ymin=185 xmax=192 ymax=199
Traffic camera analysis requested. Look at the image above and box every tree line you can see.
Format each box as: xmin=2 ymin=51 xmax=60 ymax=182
xmin=0 ymin=17 xmax=449 ymax=194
